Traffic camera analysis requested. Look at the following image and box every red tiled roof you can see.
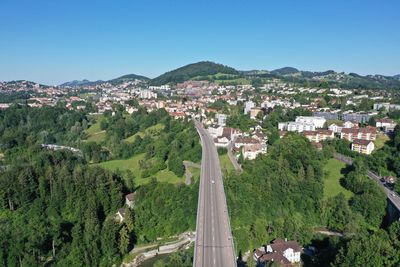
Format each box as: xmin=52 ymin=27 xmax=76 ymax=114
xmin=353 ymin=139 xmax=373 ymax=146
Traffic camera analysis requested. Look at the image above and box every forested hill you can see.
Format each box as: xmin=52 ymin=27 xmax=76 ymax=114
xmin=150 ymin=61 xmax=239 ymax=85
xmin=108 ymin=74 xmax=150 ymax=84
xmin=0 ymin=105 xmax=200 ymax=266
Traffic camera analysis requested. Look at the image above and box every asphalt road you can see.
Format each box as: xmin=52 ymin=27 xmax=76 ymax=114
xmin=194 ymin=121 xmax=236 ymax=267
xmin=334 ymin=153 xmax=400 ymax=210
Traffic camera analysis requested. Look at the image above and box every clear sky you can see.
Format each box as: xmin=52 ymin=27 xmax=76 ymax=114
xmin=0 ymin=0 xmax=399 ymax=85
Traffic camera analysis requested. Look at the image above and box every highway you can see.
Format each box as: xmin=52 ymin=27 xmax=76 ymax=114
xmin=334 ymin=153 xmax=400 ymax=211
xmin=194 ymin=121 xmax=237 ymax=267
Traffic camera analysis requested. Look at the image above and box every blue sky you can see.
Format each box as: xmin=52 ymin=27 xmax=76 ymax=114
xmin=0 ymin=0 xmax=399 ymax=85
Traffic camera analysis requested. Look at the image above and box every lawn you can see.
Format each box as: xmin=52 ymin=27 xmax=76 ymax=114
xmin=85 ymin=115 xmax=106 ymax=143
xmin=87 ymin=131 xmax=106 ymax=142
xmin=188 ymin=166 xmax=201 ymax=183
xmin=96 ymin=153 xmax=183 ymax=186
xmin=124 ymin=123 xmax=165 ymax=142
xmin=374 ymin=134 xmax=389 ymax=150
xmin=323 ymin=158 xmax=354 ymax=200
xmin=219 ymin=154 xmax=235 ymax=174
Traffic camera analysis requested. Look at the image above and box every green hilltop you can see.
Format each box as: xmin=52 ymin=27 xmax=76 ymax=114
xmin=150 ymin=61 xmax=239 ymax=85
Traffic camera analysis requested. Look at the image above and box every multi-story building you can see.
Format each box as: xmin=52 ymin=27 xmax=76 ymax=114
xmin=351 ymin=139 xmax=375 ymax=155
xmin=295 ymin=116 xmax=326 ymax=128
xmin=376 ymin=118 xmax=397 ymax=132
xmin=341 ymin=127 xmax=377 ymax=142
xmin=215 ymin=113 xmax=227 ymax=126
xmin=303 ymin=130 xmax=334 ymax=143
xmin=244 ymin=100 xmax=256 ymax=115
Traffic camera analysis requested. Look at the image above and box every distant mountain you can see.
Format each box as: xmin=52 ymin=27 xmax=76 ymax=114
xmin=241 ymin=66 xmax=400 ymax=89
xmin=59 ymin=74 xmax=149 ymax=87
xmin=59 ymin=79 xmax=103 ymax=87
xmin=270 ymin=67 xmax=300 ymax=76
xmin=108 ymin=74 xmax=150 ymax=85
xmin=151 ymin=61 xmax=239 ymax=85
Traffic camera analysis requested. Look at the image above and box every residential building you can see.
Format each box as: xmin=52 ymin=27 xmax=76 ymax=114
xmin=254 ymin=238 xmax=302 ymax=267
xmin=213 ymin=127 xmax=241 ymax=147
xmin=242 ymin=143 xmax=267 ymax=160
xmin=341 ymin=127 xmax=377 ymax=142
xmin=244 ymin=100 xmax=256 ymax=114
xmin=295 ymin=116 xmax=326 ymax=128
xmin=215 ymin=113 xmax=227 ymax=126
xmin=303 ymin=130 xmax=334 ymax=143
xmin=313 ymin=111 xmax=339 ymax=120
xmin=342 ymin=112 xmax=373 ymax=124
xmin=234 ymin=137 xmax=260 ymax=149
xmin=328 ymin=122 xmax=343 ymax=133
xmin=376 ymin=118 xmax=397 ymax=132
xmin=125 ymin=193 xmax=135 ymax=208
xmin=374 ymin=102 xmax=400 ymax=111
xmin=351 ymin=139 xmax=375 ymax=155
xmin=115 ymin=208 xmax=126 ymax=223
xmin=207 ymin=125 xmax=224 ymax=138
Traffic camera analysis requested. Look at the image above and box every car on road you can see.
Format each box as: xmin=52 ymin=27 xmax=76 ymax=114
xmin=392 ymin=192 xmax=396 ymax=197
xmin=211 ymin=180 xmax=215 ymax=184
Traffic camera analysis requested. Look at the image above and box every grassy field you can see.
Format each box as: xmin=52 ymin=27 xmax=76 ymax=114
xmin=85 ymin=115 xmax=106 ymax=143
xmin=323 ymin=158 xmax=354 ymax=200
xmin=219 ymin=154 xmax=235 ymax=174
xmin=188 ymin=166 xmax=201 ymax=183
xmin=125 ymin=123 xmax=165 ymax=142
xmin=96 ymin=153 xmax=183 ymax=185
xmin=374 ymin=134 xmax=389 ymax=150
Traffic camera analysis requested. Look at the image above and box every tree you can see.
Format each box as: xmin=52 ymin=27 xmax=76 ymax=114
xmin=119 ymin=226 xmax=130 ymax=255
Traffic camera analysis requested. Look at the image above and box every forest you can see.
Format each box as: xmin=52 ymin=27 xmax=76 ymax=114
xmin=225 ymin=133 xmax=400 ymax=266
xmin=0 ymin=105 xmax=200 ymax=266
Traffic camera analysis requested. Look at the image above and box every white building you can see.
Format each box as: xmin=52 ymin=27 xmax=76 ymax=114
xmin=295 ymin=116 xmax=326 ymax=128
xmin=215 ymin=113 xmax=227 ymax=126
xmin=376 ymin=118 xmax=397 ymax=132
xmin=139 ymin=90 xmax=157 ymax=99
xmin=278 ymin=116 xmax=326 ymax=133
xmin=244 ymin=100 xmax=256 ymax=115
xmin=351 ymin=139 xmax=375 ymax=155
xmin=242 ymin=143 xmax=267 ymax=160
xmin=279 ymin=121 xmax=316 ymax=133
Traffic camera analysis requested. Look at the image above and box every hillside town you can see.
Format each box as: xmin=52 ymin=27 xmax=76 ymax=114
xmin=1 ymin=77 xmax=398 ymax=163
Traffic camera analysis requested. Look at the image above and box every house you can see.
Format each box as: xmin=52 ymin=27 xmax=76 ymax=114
xmin=254 ymin=238 xmax=302 ymax=267
xmin=169 ymin=111 xmax=186 ymax=119
xmin=234 ymin=137 xmax=260 ymax=149
xmin=384 ymin=176 xmax=397 ymax=185
xmin=341 ymin=126 xmax=377 ymax=142
xmin=125 ymin=193 xmax=135 ymax=208
xmin=328 ymin=123 xmax=343 ymax=133
xmin=252 ymin=129 xmax=268 ymax=143
xmin=207 ymin=125 xmax=224 ymax=138
xmin=213 ymin=127 xmax=241 ymax=147
xmin=343 ymin=120 xmax=358 ymax=129
xmin=351 ymin=139 xmax=375 ymax=155
xmin=115 ymin=208 xmax=126 ymax=223
xmin=242 ymin=143 xmax=267 ymax=160
xmin=376 ymin=118 xmax=397 ymax=132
